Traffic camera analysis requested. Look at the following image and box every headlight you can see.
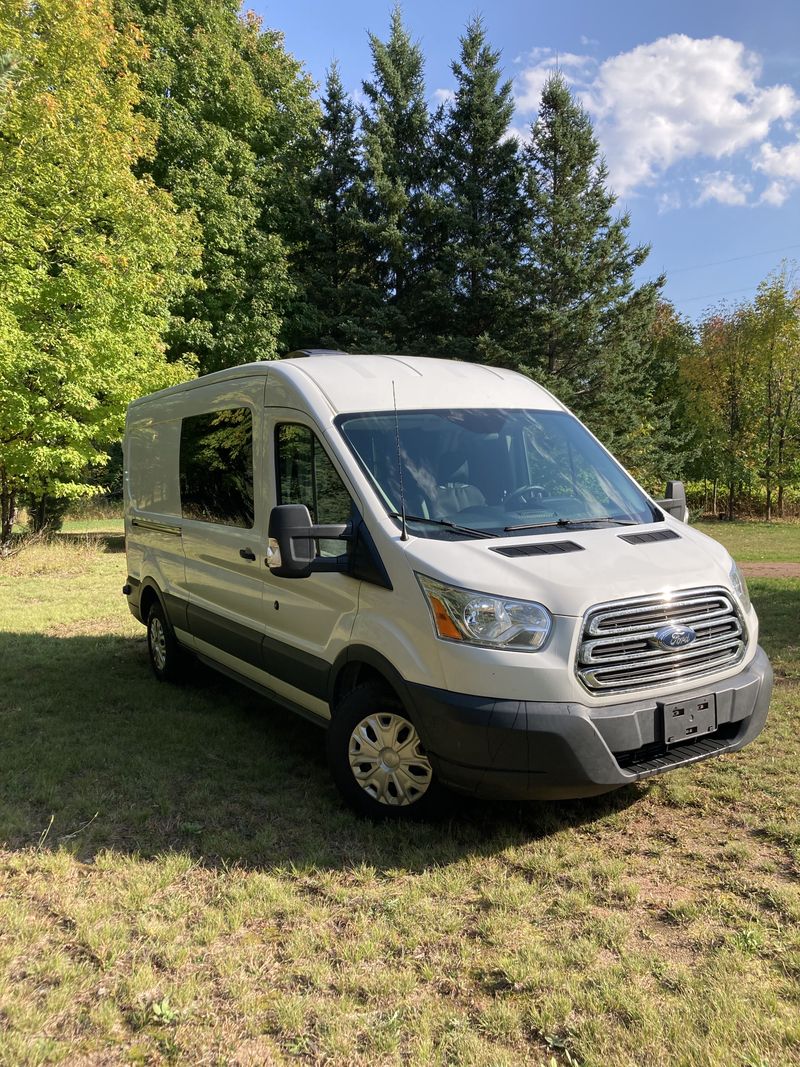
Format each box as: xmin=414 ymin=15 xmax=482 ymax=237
xmin=416 ymin=574 xmax=552 ymax=651
xmin=729 ymin=559 xmax=751 ymax=613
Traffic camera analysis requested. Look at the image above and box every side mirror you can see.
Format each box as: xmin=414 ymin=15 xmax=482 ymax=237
xmin=656 ymin=481 xmax=688 ymax=523
xmin=267 ymin=504 xmax=351 ymax=578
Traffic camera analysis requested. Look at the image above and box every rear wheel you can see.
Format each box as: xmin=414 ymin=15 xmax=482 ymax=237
xmin=327 ymin=683 xmax=440 ymax=819
xmin=146 ymin=600 xmax=185 ymax=683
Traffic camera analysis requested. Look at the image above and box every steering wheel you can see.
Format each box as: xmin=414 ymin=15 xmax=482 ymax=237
xmin=505 ymin=484 xmax=547 ymax=509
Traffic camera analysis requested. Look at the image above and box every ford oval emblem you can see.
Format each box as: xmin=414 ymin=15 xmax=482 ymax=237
xmin=655 ymin=624 xmax=697 ymax=650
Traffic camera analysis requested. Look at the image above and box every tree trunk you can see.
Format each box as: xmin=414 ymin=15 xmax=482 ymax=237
xmin=712 ymin=477 xmax=718 ymax=518
xmin=727 ymin=479 xmax=735 ymax=522
xmin=0 ymin=469 xmax=17 ymax=556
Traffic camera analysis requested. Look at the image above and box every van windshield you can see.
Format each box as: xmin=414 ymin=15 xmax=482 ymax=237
xmin=337 ymin=408 xmax=659 ymax=539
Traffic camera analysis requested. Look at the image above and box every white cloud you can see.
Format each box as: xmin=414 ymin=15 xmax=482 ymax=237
xmin=432 ymin=87 xmax=455 ymax=106
xmin=585 ymin=36 xmax=797 ymax=194
xmin=695 ymin=171 xmax=752 ymax=206
xmin=513 ymin=49 xmax=595 ymax=113
xmin=580 ymin=35 xmax=598 ymax=48
xmin=657 ymin=189 xmax=682 ymax=214
xmin=513 ymin=34 xmax=799 ymax=200
xmin=752 ymin=137 xmax=800 ymax=204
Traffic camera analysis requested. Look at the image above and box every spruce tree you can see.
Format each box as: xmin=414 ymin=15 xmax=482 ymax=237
xmin=361 ymin=6 xmax=435 ymax=350
xmin=281 ymin=63 xmax=380 ymax=352
xmin=434 ymin=17 xmax=525 ymax=357
xmin=116 ymin=0 xmax=319 ymax=374
xmin=515 ymin=74 xmax=664 ymax=463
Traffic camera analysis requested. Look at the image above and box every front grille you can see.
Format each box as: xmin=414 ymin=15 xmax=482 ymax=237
xmin=576 ymin=587 xmax=746 ymax=694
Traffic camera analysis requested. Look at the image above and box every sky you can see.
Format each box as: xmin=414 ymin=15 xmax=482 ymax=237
xmin=252 ymin=0 xmax=800 ymax=322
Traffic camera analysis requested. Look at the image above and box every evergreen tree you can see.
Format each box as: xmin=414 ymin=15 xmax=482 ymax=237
xmin=434 ymin=17 xmax=525 ymax=357
xmin=0 ymin=0 xmax=195 ymax=552
xmin=513 ymin=74 xmax=664 ymax=465
xmin=361 ymin=6 xmax=435 ymax=350
xmin=116 ymin=0 xmax=320 ymax=374
xmin=281 ymin=63 xmax=380 ymax=352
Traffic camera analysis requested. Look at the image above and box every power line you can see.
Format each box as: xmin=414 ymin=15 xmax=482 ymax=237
xmin=673 ymin=282 xmax=761 ymax=304
xmin=666 ymin=242 xmax=800 ymax=275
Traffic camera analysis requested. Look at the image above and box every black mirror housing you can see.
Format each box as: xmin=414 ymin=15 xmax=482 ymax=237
xmin=268 ymin=504 xmax=351 ymax=578
xmin=656 ymin=481 xmax=688 ymax=522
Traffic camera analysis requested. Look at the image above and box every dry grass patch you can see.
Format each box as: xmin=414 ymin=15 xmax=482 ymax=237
xmin=0 ymin=542 xmax=798 ymax=1065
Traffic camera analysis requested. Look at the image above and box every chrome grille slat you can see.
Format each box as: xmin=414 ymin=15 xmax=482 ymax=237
xmin=577 ymin=587 xmax=747 ymax=694
xmin=580 ymin=617 xmax=742 ymax=662
xmin=586 ymin=594 xmax=731 ymax=635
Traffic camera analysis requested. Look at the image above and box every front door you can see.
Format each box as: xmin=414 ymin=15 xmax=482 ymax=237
xmin=260 ymin=412 xmax=362 ymax=716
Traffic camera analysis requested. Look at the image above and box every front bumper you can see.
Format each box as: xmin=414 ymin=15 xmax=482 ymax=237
xmin=407 ymin=646 xmax=773 ymax=800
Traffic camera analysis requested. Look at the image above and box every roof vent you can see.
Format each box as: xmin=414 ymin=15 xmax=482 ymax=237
xmin=285 ymin=348 xmax=349 ymax=358
xmin=491 ymin=541 xmax=584 ymax=558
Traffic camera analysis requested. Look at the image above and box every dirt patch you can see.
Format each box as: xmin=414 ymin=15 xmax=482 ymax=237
xmin=739 ymin=562 xmax=800 ymax=578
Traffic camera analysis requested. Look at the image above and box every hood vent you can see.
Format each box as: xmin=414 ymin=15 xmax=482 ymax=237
xmin=491 ymin=540 xmax=584 ymax=558
xmin=618 ymin=529 xmax=681 ymax=546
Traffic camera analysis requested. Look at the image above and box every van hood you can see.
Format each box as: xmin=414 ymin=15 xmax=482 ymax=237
xmin=402 ymin=522 xmax=735 ymax=617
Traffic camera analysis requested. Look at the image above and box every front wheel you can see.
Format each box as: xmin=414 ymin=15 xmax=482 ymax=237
xmin=326 ymin=683 xmax=441 ymax=819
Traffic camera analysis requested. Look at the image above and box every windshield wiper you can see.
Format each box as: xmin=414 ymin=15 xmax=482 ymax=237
xmin=390 ymin=512 xmax=493 ymax=539
xmin=504 ymin=516 xmax=638 ymax=533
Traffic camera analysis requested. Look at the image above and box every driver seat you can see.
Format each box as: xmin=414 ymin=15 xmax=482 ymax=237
xmin=434 ymin=453 xmax=486 ymax=515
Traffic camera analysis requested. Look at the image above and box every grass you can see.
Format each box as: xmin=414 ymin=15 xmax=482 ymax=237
xmin=693 ymin=520 xmax=800 ymax=562
xmin=0 ymin=537 xmax=798 ymax=1065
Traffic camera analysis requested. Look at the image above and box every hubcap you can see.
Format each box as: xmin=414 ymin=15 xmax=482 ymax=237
xmin=150 ymin=616 xmax=167 ymax=671
xmin=348 ymin=712 xmax=433 ymax=806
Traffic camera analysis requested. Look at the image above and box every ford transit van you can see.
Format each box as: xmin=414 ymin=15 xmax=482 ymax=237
xmin=123 ymin=352 xmax=772 ymax=818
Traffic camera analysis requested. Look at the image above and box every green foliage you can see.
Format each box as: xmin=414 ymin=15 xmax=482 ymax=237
xmin=361 ymin=6 xmax=436 ymax=350
xmin=433 ymin=17 xmax=526 ymax=358
xmin=0 ymin=0 xmax=196 ymax=551
xmin=117 ymin=0 xmax=320 ymax=374
xmin=511 ymin=75 xmax=668 ymax=479
xmin=684 ymin=272 xmax=800 ymax=518
xmin=281 ymin=63 xmax=380 ymax=353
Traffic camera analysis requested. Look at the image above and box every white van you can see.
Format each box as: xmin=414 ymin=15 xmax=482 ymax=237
xmin=123 ymin=352 xmax=772 ymax=818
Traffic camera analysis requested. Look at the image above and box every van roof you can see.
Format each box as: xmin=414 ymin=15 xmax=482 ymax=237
xmin=128 ymin=353 xmax=563 ymax=415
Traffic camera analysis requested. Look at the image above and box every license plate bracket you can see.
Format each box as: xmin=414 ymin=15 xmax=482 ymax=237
xmin=661 ymin=694 xmax=717 ymax=745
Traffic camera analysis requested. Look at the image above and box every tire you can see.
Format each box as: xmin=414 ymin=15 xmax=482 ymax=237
xmin=146 ymin=600 xmax=186 ymax=683
xmin=326 ymin=682 xmax=442 ymax=819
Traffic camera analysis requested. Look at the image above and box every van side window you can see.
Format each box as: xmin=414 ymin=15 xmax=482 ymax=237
xmin=276 ymin=424 xmax=352 ymax=555
xmin=180 ymin=408 xmax=254 ymax=528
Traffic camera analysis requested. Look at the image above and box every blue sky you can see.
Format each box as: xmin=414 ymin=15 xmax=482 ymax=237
xmin=253 ymin=0 xmax=800 ymax=321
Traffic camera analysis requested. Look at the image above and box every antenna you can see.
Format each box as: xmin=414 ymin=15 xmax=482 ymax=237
xmin=392 ymin=380 xmax=408 ymax=542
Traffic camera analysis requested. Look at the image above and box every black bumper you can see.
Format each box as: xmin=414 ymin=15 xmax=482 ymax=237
xmin=407 ymin=646 xmax=773 ymax=800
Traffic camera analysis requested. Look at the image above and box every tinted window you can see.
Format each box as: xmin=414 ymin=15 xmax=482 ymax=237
xmin=276 ymin=424 xmax=352 ymax=555
xmin=180 ymin=408 xmax=254 ymax=528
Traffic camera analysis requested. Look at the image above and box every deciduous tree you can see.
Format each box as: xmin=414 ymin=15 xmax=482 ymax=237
xmin=0 ymin=0 xmax=195 ymax=553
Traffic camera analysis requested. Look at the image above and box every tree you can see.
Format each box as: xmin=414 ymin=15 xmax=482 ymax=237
xmin=749 ymin=273 xmax=800 ymax=518
xmin=116 ymin=0 xmax=320 ymax=374
xmin=281 ymin=63 xmax=380 ymax=353
xmin=512 ymin=74 xmax=665 ymax=469
xmin=361 ymin=6 xmax=436 ymax=350
xmin=0 ymin=0 xmax=195 ymax=553
xmin=433 ymin=16 xmax=525 ymax=358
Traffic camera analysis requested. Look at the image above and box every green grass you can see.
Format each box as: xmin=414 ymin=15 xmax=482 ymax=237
xmin=0 ymin=540 xmax=798 ymax=1065
xmin=693 ymin=520 xmax=800 ymax=562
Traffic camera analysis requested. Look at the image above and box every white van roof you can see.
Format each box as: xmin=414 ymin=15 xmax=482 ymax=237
xmin=128 ymin=353 xmax=563 ymax=415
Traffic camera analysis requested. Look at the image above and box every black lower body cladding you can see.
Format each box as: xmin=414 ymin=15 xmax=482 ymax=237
xmin=407 ymin=647 xmax=773 ymax=800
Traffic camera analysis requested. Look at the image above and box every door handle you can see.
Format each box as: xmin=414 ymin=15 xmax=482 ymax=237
xmin=239 ymin=548 xmax=256 ymax=561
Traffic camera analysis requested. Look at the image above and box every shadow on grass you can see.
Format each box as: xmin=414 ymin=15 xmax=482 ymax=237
xmin=0 ymin=629 xmax=646 ymax=873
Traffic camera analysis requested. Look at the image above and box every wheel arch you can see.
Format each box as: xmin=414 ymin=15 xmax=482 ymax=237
xmin=329 ymin=646 xmax=423 ymax=731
